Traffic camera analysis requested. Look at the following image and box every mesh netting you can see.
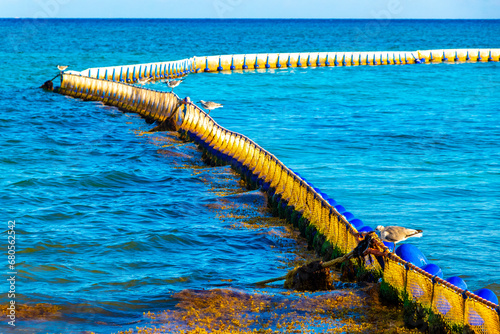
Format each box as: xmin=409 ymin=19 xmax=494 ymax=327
xmin=465 ymin=296 xmax=500 ymax=334
xmin=407 ymin=268 xmax=433 ymax=307
xmin=433 ymin=282 xmax=465 ymax=325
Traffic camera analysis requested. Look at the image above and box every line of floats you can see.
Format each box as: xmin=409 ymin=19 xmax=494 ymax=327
xmin=58 ymin=48 xmax=500 ymax=333
xmin=72 ymin=48 xmax=500 ymax=83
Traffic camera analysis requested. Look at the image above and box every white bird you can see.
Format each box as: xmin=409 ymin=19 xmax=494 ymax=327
xmin=137 ymin=77 xmax=152 ymax=86
xmin=375 ymin=225 xmax=423 ymax=252
xmin=165 ymin=78 xmax=184 ymax=92
xmin=57 ymin=65 xmax=68 ymax=73
xmin=198 ymin=100 xmax=223 ymax=115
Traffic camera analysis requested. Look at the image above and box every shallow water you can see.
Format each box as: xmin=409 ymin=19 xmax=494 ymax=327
xmin=1 ymin=19 xmax=499 ymax=332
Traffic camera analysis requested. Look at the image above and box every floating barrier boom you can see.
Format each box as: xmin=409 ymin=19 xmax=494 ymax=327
xmin=73 ymin=48 xmax=500 ymax=83
xmin=55 ymin=47 xmax=500 ymax=333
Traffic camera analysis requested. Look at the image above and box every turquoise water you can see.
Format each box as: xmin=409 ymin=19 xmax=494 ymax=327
xmin=1 ymin=19 xmax=499 ymax=332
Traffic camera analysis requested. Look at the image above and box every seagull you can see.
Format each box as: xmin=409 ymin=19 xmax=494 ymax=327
xmin=57 ymin=65 xmax=69 ymax=75
xmin=137 ymin=77 xmax=152 ymax=86
xmin=165 ymin=78 xmax=184 ymax=92
xmin=198 ymin=100 xmax=223 ymax=115
xmin=375 ymin=225 xmax=423 ymax=252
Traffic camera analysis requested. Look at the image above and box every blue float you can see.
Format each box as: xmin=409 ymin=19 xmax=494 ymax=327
xmin=265 ymin=55 xmax=271 ymax=69
xmin=327 ymin=199 xmax=337 ymax=207
xmin=473 ymin=288 xmax=498 ymax=305
xmin=217 ymin=57 xmax=223 ymax=71
xmin=358 ymin=226 xmax=373 ymax=233
xmin=383 ymin=241 xmax=394 ymax=252
xmin=349 ymin=218 xmax=365 ymax=228
xmin=442 ymin=51 xmax=448 ymax=61
xmin=242 ymin=56 xmax=248 ymax=70
xmin=395 ymin=244 xmax=428 ymax=267
xmin=334 ymin=205 xmax=346 ymax=214
xmin=349 ymin=219 xmax=363 ymax=229
xmin=446 ymin=276 xmax=467 ymax=291
xmin=421 ymin=263 xmax=443 ymax=278
xmin=342 ymin=212 xmax=355 ymax=221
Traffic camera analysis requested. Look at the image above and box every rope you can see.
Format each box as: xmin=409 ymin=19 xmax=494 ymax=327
xmin=254 ymin=232 xmax=377 ymax=286
xmin=254 ymin=252 xmax=353 ymax=286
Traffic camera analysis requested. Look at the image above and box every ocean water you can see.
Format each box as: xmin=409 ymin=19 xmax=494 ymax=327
xmin=1 ymin=19 xmax=499 ymax=332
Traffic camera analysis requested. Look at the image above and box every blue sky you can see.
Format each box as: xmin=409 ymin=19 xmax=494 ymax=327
xmin=1 ymin=0 xmax=499 ymax=19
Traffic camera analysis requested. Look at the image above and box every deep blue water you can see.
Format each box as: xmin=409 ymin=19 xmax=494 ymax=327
xmin=1 ymin=19 xmax=499 ymax=332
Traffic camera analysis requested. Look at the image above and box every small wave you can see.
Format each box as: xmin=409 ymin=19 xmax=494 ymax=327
xmin=19 ymin=241 xmax=78 ymax=255
xmin=105 ymin=240 xmax=148 ymax=252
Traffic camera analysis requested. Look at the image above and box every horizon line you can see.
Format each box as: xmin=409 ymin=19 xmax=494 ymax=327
xmin=2 ymin=17 xmax=500 ymax=20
